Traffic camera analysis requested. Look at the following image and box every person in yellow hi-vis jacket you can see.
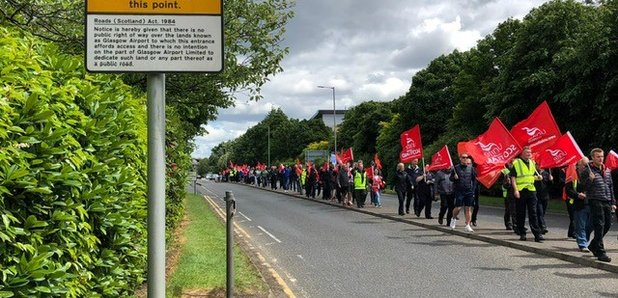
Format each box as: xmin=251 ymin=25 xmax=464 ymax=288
xmin=511 ymin=146 xmax=544 ymax=242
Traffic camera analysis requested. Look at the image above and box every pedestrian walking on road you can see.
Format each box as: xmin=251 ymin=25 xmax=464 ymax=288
xmin=566 ymin=157 xmax=592 ymax=252
xmin=511 ymin=146 xmax=544 ymax=242
xmin=405 ymin=159 xmax=422 ymax=215
xmin=371 ymin=169 xmax=385 ymax=207
xmin=435 ymin=168 xmax=454 ymax=226
xmin=534 ymin=163 xmax=553 ymax=234
xmin=394 ymin=163 xmax=412 ymax=216
xmin=450 ymin=153 xmax=477 ymax=233
xmin=580 ymin=148 xmax=616 ymax=262
xmin=352 ymin=160 xmax=368 ymax=208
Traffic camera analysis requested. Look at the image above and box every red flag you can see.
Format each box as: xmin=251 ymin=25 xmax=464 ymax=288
xmin=374 ymin=153 xmax=383 ymax=170
xmin=476 ymin=162 xmax=504 ymax=189
xmin=457 ymin=142 xmax=470 ymax=156
xmin=339 ymin=148 xmax=354 ymax=164
xmin=510 ymin=101 xmax=561 ymax=153
xmin=400 ymin=124 xmax=423 ymax=163
xmin=462 ymin=118 xmax=521 ymax=189
xmin=564 ymin=163 xmax=578 ymax=184
xmin=562 ymin=163 xmax=578 ymax=201
xmin=537 ymin=132 xmax=585 ymax=169
xmin=366 ymin=166 xmax=374 ymax=180
xmin=605 ymin=150 xmax=618 ymax=171
xmin=427 ymin=145 xmax=454 ymax=171
xmin=466 ymin=118 xmax=522 ymax=166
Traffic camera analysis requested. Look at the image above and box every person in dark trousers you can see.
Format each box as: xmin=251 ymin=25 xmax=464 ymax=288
xmin=337 ymin=163 xmax=351 ymax=206
xmin=394 ymin=163 xmax=411 ymax=216
xmin=415 ymin=167 xmax=435 ymax=218
xmin=511 ymin=146 xmax=543 ymax=242
xmin=580 ymin=148 xmax=616 ymax=262
xmin=534 ymin=163 xmax=553 ymax=234
xmin=405 ymin=159 xmax=422 ymax=215
xmin=352 ymin=160 xmax=368 ymax=208
xmin=435 ymin=168 xmax=454 ymax=226
xmin=306 ymin=165 xmax=317 ymax=199
xmin=500 ymin=164 xmax=517 ymax=231
xmin=321 ymin=165 xmax=333 ymax=200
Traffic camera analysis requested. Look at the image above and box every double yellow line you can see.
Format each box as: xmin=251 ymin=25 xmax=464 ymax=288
xmin=203 ymin=195 xmax=296 ymax=298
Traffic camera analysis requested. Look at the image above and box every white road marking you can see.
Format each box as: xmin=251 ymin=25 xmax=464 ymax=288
xmin=238 ymin=212 xmax=252 ymax=221
xmin=297 ymin=255 xmax=304 ymax=260
xmin=257 ymin=225 xmax=282 ymax=243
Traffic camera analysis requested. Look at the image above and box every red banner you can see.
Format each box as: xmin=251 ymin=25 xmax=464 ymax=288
xmin=510 ymin=101 xmax=561 ymax=153
xmin=400 ymin=124 xmax=423 ymax=163
xmin=466 ymin=118 xmax=522 ymax=166
xmin=427 ymin=145 xmax=453 ymax=171
xmin=338 ymin=147 xmax=354 ymax=164
xmin=475 ymin=162 xmax=504 ymax=189
xmin=537 ymin=132 xmax=585 ymax=169
xmin=605 ymin=150 xmax=618 ymax=171
xmin=374 ymin=153 xmax=383 ymax=170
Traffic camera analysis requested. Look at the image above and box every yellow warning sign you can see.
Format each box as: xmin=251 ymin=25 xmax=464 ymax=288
xmin=87 ymin=0 xmax=221 ymax=15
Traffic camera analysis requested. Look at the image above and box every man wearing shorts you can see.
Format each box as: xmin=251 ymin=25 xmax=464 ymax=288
xmin=450 ymin=154 xmax=477 ymax=233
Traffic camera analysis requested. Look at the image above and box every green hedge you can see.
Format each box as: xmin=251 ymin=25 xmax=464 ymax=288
xmin=0 ymin=27 xmax=148 ymax=297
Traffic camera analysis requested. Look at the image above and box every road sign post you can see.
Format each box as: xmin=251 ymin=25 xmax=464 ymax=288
xmin=86 ymin=1 xmax=223 ymax=297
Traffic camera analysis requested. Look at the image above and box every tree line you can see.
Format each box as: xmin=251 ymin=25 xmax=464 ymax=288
xmin=207 ymin=0 xmax=618 ymax=188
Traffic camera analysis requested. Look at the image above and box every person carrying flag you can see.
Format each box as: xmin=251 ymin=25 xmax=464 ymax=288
xmin=566 ymin=157 xmax=592 ymax=252
xmin=580 ymin=148 xmax=616 ymax=262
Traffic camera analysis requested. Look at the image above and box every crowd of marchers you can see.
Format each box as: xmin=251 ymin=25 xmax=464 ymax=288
xmin=219 ymin=147 xmax=617 ymax=263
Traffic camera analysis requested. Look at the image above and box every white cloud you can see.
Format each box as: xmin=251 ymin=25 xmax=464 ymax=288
xmin=193 ymin=0 xmax=551 ymax=157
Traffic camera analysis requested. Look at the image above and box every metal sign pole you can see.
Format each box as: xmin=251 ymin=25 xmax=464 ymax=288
xmin=147 ymin=73 xmax=166 ymax=298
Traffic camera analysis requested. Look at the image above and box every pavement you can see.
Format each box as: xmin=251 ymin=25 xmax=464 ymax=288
xmin=229 ymin=181 xmax=618 ymax=275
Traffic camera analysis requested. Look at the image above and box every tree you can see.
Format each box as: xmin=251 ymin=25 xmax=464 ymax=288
xmin=337 ymin=101 xmax=394 ymax=160
xmin=395 ymin=51 xmax=465 ymax=148
xmin=0 ymin=0 xmax=295 ymax=139
xmin=196 ymin=159 xmax=209 ymax=177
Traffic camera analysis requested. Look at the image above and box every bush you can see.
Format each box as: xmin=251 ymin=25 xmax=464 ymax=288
xmin=0 ymin=27 xmax=148 ymax=297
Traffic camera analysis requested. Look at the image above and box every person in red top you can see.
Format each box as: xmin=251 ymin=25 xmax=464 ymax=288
xmin=371 ymin=169 xmax=385 ymax=207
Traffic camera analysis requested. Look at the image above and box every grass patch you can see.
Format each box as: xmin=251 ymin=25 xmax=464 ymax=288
xmin=167 ymin=194 xmax=269 ymax=297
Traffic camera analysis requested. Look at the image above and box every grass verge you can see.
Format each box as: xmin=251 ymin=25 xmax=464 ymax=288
xmin=167 ymin=193 xmax=269 ymax=297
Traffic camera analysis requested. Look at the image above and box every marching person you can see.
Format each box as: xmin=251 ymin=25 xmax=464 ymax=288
xmin=371 ymin=169 xmax=385 ymax=207
xmin=511 ymin=146 xmax=543 ymax=242
xmin=352 ymin=160 xmax=368 ymax=208
xmin=580 ymin=148 xmax=616 ymax=262
xmin=406 ymin=159 xmax=422 ymax=215
xmin=534 ymin=163 xmax=553 ymax=234
xmin=394 ymin=163 xmax=412 ymax=216
xmin=501 ymin=163 xmax=517 ymax=231
xmin=415 ymin=166 xmax=435 ymax=219
xmin=566 ymin=157 xmax=592 ymax=252
xmin=435 ymin=168 xmax=454 ymax=226
xmin=337 ymin=163 xmax=351 ymax=207
xmin=450 ymin=153 xmax=477 ymax=233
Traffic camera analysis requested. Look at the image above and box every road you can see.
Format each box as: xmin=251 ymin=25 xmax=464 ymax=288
xmin=197 ymin=181 xmax=618 ymax=297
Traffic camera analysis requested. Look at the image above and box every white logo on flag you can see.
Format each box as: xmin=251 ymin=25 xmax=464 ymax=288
xmin=522 ymin=127 xmax=546 ymax=138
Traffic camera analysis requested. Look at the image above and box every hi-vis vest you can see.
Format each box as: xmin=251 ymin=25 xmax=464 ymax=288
xmin=513 ymin=158 xmax=536 ymax=191
xmin=353 ymin=170 xmax=367 ymax=190
xmin=501 ymin=168 xmax=510 ymax=198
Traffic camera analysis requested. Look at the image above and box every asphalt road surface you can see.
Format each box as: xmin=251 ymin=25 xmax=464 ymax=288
xmin=197 ymin=181 xmax=618 ymax=297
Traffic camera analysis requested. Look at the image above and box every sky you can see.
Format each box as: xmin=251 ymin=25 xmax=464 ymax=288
xmin=192 ymin=0 xmax=550 ymax=158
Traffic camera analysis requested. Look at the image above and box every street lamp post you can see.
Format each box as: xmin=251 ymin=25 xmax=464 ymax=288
xmin=317 ymin=86 xmax=336 ymax=155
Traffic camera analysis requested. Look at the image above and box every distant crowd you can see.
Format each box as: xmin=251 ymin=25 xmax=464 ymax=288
xmin=220 ymin=147 xmax=618 ymax=263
